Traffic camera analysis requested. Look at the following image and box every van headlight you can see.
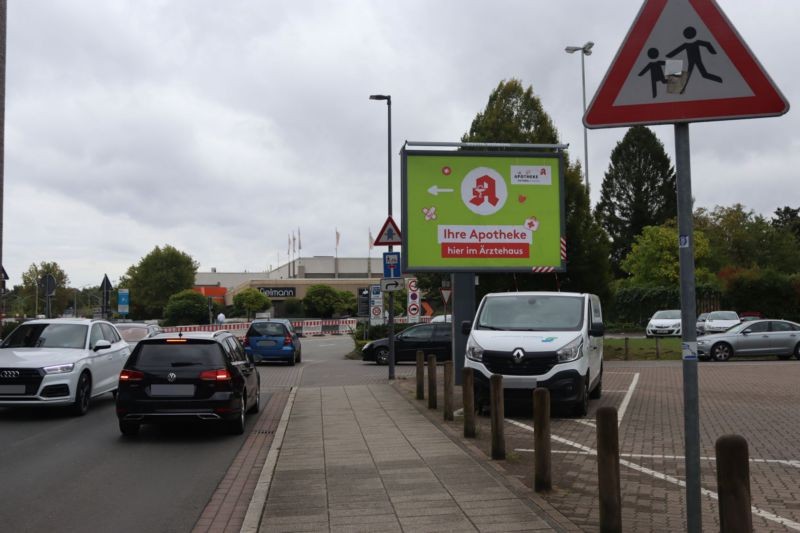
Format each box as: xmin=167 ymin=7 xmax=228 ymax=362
xmin=556 ymin=337 xmax=583 ymax=363
xmin=43 ymin=363 xmax=75 ymax=374
xmin=466 ymin=338 xmax=484 ymax=362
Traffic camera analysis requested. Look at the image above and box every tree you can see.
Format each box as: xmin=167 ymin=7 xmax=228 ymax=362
xmin=461 ymin=79 xmax=612 ymax=300
xmin=20 ymin=262 xmax=71 ymax=317
xmin=303 ymin=284 xmax=355 ymax=318
xmin=233 ymin=288 xmax=272 ymax=320
xmin=119 ymin=245 xmax=198 ymax=319
xmin=772 ymin=206 xmax=800 ymax=243
xmin=163 ymin=290 xmax=210 ymax=326
xmin=283 ymin=298 xmax=304 ymax=317
xmin=620 ymin=224 xmax=714 ymax=286
xmin=595 ymin=126 xmax=676 ymax=274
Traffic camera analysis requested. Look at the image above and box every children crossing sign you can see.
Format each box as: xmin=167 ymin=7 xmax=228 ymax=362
xmin=585 ymin=0 xmax=788 ymax=128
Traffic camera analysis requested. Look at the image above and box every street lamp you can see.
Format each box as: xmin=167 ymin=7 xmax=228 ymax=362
xmin=565 ymin=41 xmax=594 ymax=193
xmin=369 ymin=93 xmax=396 ymax=380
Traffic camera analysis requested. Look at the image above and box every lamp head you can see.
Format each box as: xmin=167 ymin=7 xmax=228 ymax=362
xmin=369 ymin=94 xmax=390 ymax=101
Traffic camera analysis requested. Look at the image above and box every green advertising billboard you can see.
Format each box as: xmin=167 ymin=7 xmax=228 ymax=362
xmin=401 ymin=150 xmax=565 ymax=273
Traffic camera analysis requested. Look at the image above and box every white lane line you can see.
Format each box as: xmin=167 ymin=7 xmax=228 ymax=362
xmin=506 ymin=419 xmax=800 ymax=531
xmin=318 ymin=343 xmax=336 ymax=347
xmin=617 ymin=372 xmax=639 ymax=426
xmin=515 ymin=449 xmax=800 ymax=468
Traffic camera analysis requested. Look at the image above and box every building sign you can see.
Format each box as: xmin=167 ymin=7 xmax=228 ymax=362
xmin=402 ymin=150 xmax=565 ymax=272
xmin=259 ymin=287 xmax=297 ymax=298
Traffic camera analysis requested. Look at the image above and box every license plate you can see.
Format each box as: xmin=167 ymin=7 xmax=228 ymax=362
xmin=150 ymin=384 xmax=195 ymax=397
xmin=0 ymin=384 xmax=25 ymax=395
xmin=257 ymin=340 xmax=277 ymax=347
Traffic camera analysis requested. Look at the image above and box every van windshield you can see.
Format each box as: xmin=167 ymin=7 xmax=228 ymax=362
xmin=477 ymin=295 xmax=584 ymax=331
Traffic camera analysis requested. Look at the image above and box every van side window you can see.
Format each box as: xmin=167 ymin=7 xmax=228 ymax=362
xmin=589 ymin=295 xmax=603 ymax=325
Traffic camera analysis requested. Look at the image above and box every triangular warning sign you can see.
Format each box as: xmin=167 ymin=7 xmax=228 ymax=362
xmin=585 ymin=0 xmax=789 ymax=128
xmin=373 ymin=216 xmax=402 ymax=246
xmin=440 ymin=289 xmax=452 ymax=305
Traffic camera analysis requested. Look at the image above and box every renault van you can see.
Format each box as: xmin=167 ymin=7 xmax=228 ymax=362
xmin=461 ymin=291 xmax=603 ymax=416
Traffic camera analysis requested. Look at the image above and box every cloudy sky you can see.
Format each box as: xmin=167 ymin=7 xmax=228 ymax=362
xmin=2 ymin=0 xmax=796 ymax=288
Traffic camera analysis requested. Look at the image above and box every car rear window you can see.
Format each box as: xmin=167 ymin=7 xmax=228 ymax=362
xmin=248 ymin=323 xmax=286 ymax=337
xmin=131 ymin=341 xmax=225 ymax=368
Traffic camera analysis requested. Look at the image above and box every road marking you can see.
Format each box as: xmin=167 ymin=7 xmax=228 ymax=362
xmin=617 ymin=372 xmax=639 ymax=426
xmin=507 ymin=419 xmax=800 ymax=531
xmin=318 ymin=343 xmax=337 ymax=347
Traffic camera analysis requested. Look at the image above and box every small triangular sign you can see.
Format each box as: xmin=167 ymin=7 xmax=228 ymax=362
xmin=100 ymin=274 xmax=113 ymax=292
xmin=373 ymin=216 xmax=402 ymax=246
xmin=440 ymin=289 xmax=452 ymax=305
xmin=1 ymin=265 xmax=8 ymax=281
xmin=585 ymin=0 xmax=789 ymax=128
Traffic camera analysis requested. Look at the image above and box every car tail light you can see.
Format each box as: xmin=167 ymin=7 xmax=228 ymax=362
xmin=242 ymin=336 xmax=249 ymax=347
xmin=199 ymin=368 xmax=231 ymax=381
xmin=284 ymin=334 xmax=293 ymax=346
xmin=119 ymin=369 xmax=144 ymax=381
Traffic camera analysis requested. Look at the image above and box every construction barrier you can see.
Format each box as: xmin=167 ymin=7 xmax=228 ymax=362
xmin=164 ymin=317 xmax=423 ymax=337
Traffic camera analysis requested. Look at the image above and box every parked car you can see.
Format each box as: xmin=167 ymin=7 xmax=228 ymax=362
xmin=115 ymin=330 xmax=260 ymax=436
xmin=461 ymin=291 xmax=603 ymax=417
xmin=697 ymin=319 xmax=800 ymax=361
xmin=696 ymin=313 xmax=709 ymax=336
xmin=703 ymin=311 xmax=740 ymax=334
xmin=243 ymin=319 xmax=301 ymax=365
xmin=362 ymin=323 xmax=452 ymax=365
xmin=430 ymin=314 xmax=452 ymax=323
xmin=645 ymin=310 xmax=682 ymax=337
xmin=0 ymin=318 xmax=130 ymax=415
xmin=115 ymin=322 xmax=163 ymax=349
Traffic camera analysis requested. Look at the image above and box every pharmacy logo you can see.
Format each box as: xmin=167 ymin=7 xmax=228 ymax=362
xmin=461 ymin=167 xmax=507 ymax=216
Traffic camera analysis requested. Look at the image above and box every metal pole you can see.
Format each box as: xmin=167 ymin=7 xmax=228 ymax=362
xmin=0 ymin=2 xmax=6 ymax=300
xmin=386 ymin=96 xmax=396 ymax=380
xmin=580 ymin=51 xmax=590 ymax=193
xmin=675 ymin=122 xmax=701 ymax=532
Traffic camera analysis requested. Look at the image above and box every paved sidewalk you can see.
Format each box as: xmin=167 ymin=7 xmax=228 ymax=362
xmin=254 ymin=384 xmax=577 ymax=532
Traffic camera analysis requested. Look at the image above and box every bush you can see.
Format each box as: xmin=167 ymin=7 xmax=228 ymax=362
xmin=163 ymin=290 xmax=210 ymax=326
xmin=353 ymin=321 xmax=414 ymax=341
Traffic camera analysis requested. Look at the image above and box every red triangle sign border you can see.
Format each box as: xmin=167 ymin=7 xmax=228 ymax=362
xmin=374 ymin=216 xmax=402 ymax=246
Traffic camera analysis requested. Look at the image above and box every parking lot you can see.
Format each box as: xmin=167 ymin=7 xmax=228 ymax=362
xmin=400 ymin=358 xmax=800 ymax=532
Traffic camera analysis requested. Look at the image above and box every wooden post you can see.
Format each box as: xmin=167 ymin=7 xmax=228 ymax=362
xmin=443 ymin=360 xmax=453 ymax=421
xmin=416 ymin=350 xmax=425 ymax=400
xmin=716 ymin=435 xmax=753 ymax=533
xmin=533 ymin=387 xmax=551 ymax=492
xmin=624 ymin=337 xmax=629 ymax=360
xmin=462 ymin=368 xmax=475 ymax=438
xmin=490 ymin=374 xmax=505 ymax=460
xmin=596 ymin=407 xmax=622 ymax=533
xmin=427 ymin=354 xmax=437 ymax=410
xmin=655 ymin=336 xmax=661 ymax=359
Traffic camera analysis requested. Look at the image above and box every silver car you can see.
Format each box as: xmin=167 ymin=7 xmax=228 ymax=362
xmin=697 ymin=319 xmax=800 ymax=361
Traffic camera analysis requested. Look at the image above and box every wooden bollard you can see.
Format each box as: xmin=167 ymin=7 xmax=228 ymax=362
xmin=490 ymin=374 xmax=505 ymax=460
xmin=443 ymin=361 xmax=453 ymax=421
xmin=655 ymin=337 xmax=661 ymax=359
xmin=416 ymin=350 xmax=425 ymax=401
xmin=624 ymin=337 xmax=629 ymax=360
xmin=462 ymin=368 xmax=475 ymax=438
xmin=427 ymin=354 xmax=437 ymax=410
xmin=596 ymin=407 xmax=622 ymax=533
xmin=716 ymin=435 xmax=753 ymax=533
xmin=533 ymin=387 xmax=551 ymax=492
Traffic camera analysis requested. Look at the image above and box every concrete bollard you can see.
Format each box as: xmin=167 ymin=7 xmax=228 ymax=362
xmin=596 ymin=407 xmax=622 ymax=533
xmin=533 ymin=387 xmax=551 ymax=492
xmin=716 ymin=434 xmax=753 ymax=533
xmin=624 ymin=337 xmax=629 ymax=360
xmin=416 ymin=350 xmax=425 ymax=401
xmin=462 ymin=368 xmax=476 ymax=438
xmin=427 ymin=354 xmax=437 ymax=410
xmin=490 ymin=374 xmax=505 ymax=460
xmin=443 ymin=360 xmax=454 ymax=421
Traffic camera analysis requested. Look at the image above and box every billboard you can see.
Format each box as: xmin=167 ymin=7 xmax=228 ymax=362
xmin=402 ymin=150 xmax=565 ymax=272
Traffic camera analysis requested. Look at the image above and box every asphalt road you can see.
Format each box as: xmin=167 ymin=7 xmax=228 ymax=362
xmin=0 ymin=379 xmax=273 ymax=533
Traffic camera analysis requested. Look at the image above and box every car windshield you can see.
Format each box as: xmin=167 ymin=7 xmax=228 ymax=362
xmin=133 ymin=342 xmax=224 ymax=367
xmin=477 ymin=295 xmax=584 ymax=331
xmin=1 ymin=323 xmax=88 ymax=349
xmin=708 ymin=311 xmax=738 ymax=321
xmin=652 ymin=310 xmax=681 ymax=320
xmin=116 ymin=326 xmax=149 ymax=342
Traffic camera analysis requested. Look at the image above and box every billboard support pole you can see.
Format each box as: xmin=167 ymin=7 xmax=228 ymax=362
xmin=451 ymin=273 xmax=475 ymax=386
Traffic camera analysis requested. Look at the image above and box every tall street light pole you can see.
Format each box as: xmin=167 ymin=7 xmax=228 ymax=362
xmin=565 ymin=41 xmax=593 ymax=194
xmin=369 ymin=94 xmax=396 ymax=380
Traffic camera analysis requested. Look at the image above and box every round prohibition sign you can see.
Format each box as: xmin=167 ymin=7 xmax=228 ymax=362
xmin=407 ymin=279 xmax=418 ymax=291
xmin=408 ymin=303 xmax=420 ymax=315
xmin=371 ymin=307 xmax=381 ymax=317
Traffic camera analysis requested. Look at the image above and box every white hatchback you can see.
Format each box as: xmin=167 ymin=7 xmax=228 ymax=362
xmin=0 ymin=318 xmax=131 ymax=415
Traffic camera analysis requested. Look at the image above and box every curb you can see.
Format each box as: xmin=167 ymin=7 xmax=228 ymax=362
xmin=239 ymin=386 xmax=297 ymax=533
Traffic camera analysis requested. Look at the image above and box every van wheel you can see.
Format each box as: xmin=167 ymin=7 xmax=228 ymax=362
xmin=589 ymin=367 xmax=602 ymax=399
xmin=572 ymin=376 xmax=589 ymax=417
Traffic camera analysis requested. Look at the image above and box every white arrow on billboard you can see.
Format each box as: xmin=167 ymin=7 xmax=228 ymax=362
xmin=427 ymin=185 xmax=454 ymax=196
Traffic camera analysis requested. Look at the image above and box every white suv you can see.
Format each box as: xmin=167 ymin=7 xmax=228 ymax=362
xmin=0 ymin=318 xmax=131 ymax=415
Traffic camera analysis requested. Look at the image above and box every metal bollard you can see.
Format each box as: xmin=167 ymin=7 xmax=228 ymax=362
xmin=596 ymin=407 xmax=622 ymax=533
xmin=533 ymin=387 xmax=551 ymax=492
xmin=490 ymin=374 xmax=505 ymax=460
xmin=427 ymin=354 xmax=437 ymax=410
xmin=462 ymin=368 xmax=475 ymax=438
xmin=716 ymin=435 xmax=753 ymax=533
xmin=416 ymin=350 xmax=425 ymax=401
xmin=443 ymin=360 xmax=453 ymax=421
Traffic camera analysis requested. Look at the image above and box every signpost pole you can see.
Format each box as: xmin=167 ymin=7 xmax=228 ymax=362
xmin=451 ymin=273 xmax=474 ymax=386
xmin=675 ymin=123 xmax=701 ymax=533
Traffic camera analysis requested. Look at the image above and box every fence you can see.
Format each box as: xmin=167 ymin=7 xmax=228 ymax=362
xmin=161 ymin=318 xmax=358 ymax=338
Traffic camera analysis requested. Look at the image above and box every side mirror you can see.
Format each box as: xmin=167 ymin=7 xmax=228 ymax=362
xmin=741 ymin=330 xmax=750 ymax=336
xmin=461 ymin=321 xmax=472 ymax=336
xmin=589 ymin=323 xmax=605 ymax=337
xmin=94 ymin=339 xmax=112 ymax=351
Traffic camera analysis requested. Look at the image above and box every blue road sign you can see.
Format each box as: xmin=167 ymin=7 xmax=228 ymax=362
xmin=383 ymin=252 xmax=401 ymax=278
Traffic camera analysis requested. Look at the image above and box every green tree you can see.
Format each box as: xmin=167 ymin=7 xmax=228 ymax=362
xmin=595 ymin=126 xmax=676 ymax=275
xmin=119 ymin=245 xmax=198 ymax=319
xmin=283 ymin=297 xmax=304 ymax=317
xmin=233 ymin=288 xmax=272 ymax=320
xmin=163 ymin=290 xmax=209 ymax=326
xmin=772 ymin=206 xmax=800 ymax=244
xmin=20 ymin=262 xmax=71 ymax=317
xmin=303 ymin=284 xmax=355 ymax=318
xmin=620 ymin=224 xmax=714 ymax=286
xmin=461 ymin=79 xmax=612 ymax=300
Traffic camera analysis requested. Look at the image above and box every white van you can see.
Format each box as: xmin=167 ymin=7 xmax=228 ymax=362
xmin=461 ymin=291 xmax=603 ymax=416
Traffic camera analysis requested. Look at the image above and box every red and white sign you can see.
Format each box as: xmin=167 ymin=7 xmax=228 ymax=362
xmin=406 ymin=277 xmax=420 ymax=323
xmin=585 ymin=0 xmax=789 ymax=128
xmin=440 ymin=289 xmax=452 ymax=305
xmin=408 ymin=303 xmax=420 ymax=316
xmin=373 ymin=216 xmax=402 ymax=246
